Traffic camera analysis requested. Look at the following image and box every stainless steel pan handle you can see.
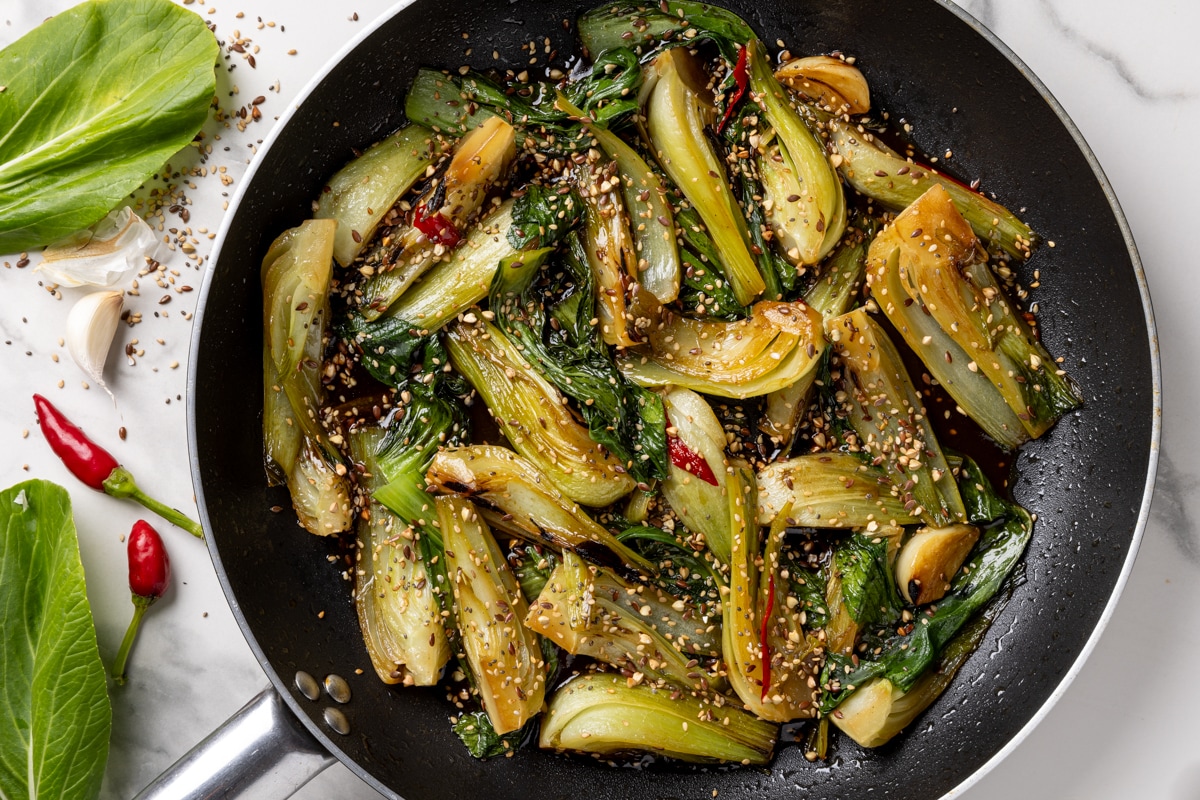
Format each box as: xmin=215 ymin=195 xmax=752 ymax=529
xmin=134 ymin=687 xmax=334 ymax=800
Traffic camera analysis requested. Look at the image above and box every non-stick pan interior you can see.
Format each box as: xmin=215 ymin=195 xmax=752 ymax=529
xmin=189 ymin=1 xmax=1156 ymax=798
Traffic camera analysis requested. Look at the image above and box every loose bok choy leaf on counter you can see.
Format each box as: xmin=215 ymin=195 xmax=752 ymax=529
xmin=0 ymin=481 xmax=111 ymax=800
xmin=262 ymin=219 xmax=351 ymax=535
xmin=0 ymin=0 xmax=218 ymax=251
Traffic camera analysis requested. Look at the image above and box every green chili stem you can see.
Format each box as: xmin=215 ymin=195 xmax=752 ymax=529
xmin=111 ymin=598 xmax=149 ymax=686
xmin=103 ymin=467 xmax=204 ymax=539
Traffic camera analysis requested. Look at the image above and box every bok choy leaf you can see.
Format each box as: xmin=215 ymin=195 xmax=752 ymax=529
xmin=489 ymin=232 xmax=669 ymax=485
xmin=425 ymin=445 xmax=657 ymax=576
xmin=0 ymin=0 xmax=219 ymax=251
xmin=348 ymin=428 xmax=450 ymax=686
xmin=868 ymin=185 xmax=1080 ymax=446
xmin=828 ymin=307 xmax=965 ymax=526
xmin=540 ymin=673 xmax=776 ymax=764
xmin=820 ymin=455 xmax=1032 ymax=710
xmin=445 ymin=316 xmax=637 ymax=506
xmin=261 ymin=218 xmax=351 ymax=535
xmin=405 ymin=49 xmax=641 ymax=153
xmin=438 ymin=495 xmax=546 ymax=735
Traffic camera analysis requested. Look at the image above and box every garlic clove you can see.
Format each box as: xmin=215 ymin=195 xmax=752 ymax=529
xmin=36 ymin=207 xmax=159 ymax=288
xmin=66 ymin=290 xmax=124 ymax=400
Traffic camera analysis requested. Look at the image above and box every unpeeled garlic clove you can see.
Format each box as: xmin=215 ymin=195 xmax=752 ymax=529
xmin=37 ymin=207 xmax=158 ymax=288
xmin=66 ymin=290 xmax=124 ymax=400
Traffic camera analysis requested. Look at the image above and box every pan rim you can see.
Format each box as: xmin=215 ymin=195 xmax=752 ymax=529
xmin=185 ymin=1 xmax=1162 ymax=798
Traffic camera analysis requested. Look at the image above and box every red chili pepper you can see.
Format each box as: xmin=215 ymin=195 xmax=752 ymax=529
xmin=664 ymin=413 xmax=719 ymax=486
xmin=715 ymin=45 xmax=749 ymax=135
xmin=759 ymin=573 xmax=776 ymax=701
xmin=112 ymin=520 xmax=171 ymax=685
xmin=32 ymin=394 xmax=203 ymax=539
xmin=412 ymin=204 xmax=462 ymax=247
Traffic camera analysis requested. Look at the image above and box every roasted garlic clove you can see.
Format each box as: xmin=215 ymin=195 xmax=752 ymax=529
xmin=895 ymin=524 xmax=980 ymax=605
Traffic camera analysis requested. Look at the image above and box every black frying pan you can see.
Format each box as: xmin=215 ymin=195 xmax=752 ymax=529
xmin=186 ymin=1 xmax=1159 ymax=798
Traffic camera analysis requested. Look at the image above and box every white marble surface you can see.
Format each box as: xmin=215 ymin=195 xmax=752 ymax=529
xmin=0 ymin=0 xmax=1193 ymax=798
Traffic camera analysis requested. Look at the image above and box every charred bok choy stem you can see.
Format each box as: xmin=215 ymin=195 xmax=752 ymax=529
xmin=343 ymin=200 xmax=515 ymax=386
xmin=425 ymin=445 xmax=657 ymax=576
xmin=357 ymin=116 xmax=517 ymax=320
xmin=756 ymin=453 xmax=921 ymax=529
xmin=746 ymin=39 xmax=846 ymax=266
xmin=348 ymin=426 xmax=451 ymax=687
xmin=867 ymin=185 xmax=1080 ymax=446
xmin=262 ymin=218 xmax=351 ymax=535
xmin=445 ymin=315 xmax=637 ymax=506
xmin=645 ymin=47 xmax=764 ymax=306
xmin=760 ymin=222 xmax=874 ymax=446
xmin=821 ymin=456 xmax=1033 ymax=735
xmin=525 ymin=550 xmax=720 ymax=693
xmin=489 ymin=226 xmax=669 ymax=486
xmin=314 ymin=123 xmax=442 ymax=267
xmin=556 ymin=93 xmax=681 ymax=304
xmin=723 ymin=483 xmax=821 ymax=721
xmin=828 ymin=307 xmax=966 ymax=526
xmin=540 ymin=673 xmax=776 ymax=764
xmin=575 ymin=160 xmax=641 ymax=347
xmin=821 ymin=111 xmax=1036 ymax=260
xmin=618 ymin=300 xmax=825 ymax=399
xmin=437 ymin=495 xmax=546 ymax=735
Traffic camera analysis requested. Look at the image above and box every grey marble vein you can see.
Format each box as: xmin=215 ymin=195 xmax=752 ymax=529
xmin=1036 ymin=0 xmax=1194 ymax=102
xmin=1150 ymin=447 xmax=1199 ymax=564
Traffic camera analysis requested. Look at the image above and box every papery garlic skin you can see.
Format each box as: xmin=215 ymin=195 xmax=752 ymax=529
xmin=36 ymin=207 xmax=158 ymax=288
xmin=66 ymin=290 xmax=124 ymax=399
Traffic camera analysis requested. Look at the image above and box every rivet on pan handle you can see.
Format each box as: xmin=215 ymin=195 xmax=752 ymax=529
xmin=134 ymin=687 xmax=335 ymax=800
